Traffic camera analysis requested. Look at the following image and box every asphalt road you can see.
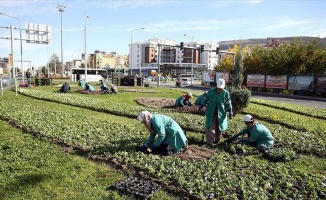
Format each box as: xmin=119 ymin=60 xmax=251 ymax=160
xmin=147 ymin=80 xmax=326 ymax=109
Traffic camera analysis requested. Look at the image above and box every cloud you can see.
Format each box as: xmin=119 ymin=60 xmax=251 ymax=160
xmin=261 ymin=20 xmax=313 ymax=30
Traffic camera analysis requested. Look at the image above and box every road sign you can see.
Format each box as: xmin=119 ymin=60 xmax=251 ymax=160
xmin=158 ymin=73 xmax=161 ymax=77
xmin=9 ymin=54 xmax=13 ymax=66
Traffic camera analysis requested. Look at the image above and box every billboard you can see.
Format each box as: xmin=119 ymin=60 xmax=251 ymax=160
xmin=265 ymin=75 xmax=287 ymax=89
xmin=287 ymin=75 xmax=314 ymax=91
xmin=26 ymin=23 xmax=52 ymax=44
xmin=247 ymin=74 xmax=265 ymax=87
xmin=316 ymin=75 xmax=326 ymax=93
xmin=215 ymin=72 xmax=230 ymax=83
xmin=203 ymin=72 xmax=215 ymax=82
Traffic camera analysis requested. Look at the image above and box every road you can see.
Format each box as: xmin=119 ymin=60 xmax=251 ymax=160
xmin=146 ymin=80 xmax=326 ymax=109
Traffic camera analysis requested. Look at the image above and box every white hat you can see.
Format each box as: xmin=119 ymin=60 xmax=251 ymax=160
xmin=137 ymin=111 xmax=152 ymax=123
xmin=187 ymin=92 xmax=193 ymax=98
xmin=241 ymin=114 xmax=253 ymax=122
xmin=216 ymin=78 xmax=225 ymax=89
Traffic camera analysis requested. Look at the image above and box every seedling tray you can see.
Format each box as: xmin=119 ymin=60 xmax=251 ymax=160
xmin=114 ymin=176 xmax=161 ymax=199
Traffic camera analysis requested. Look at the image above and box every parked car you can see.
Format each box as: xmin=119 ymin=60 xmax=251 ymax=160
xmin=143 ymin=76 xmax=152 ymax=82
xmin=153 ymin=76 xmax=166 ymax=81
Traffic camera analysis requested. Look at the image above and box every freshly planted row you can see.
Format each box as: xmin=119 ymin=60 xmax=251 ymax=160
xmin=250 ymin=98 xmax=326 ymax=120
xmin=17 ymin=89 xmax=326 ymax=157
xmin=20 ymin=89 xmax=326 ymax=157
xmin=113 ymin=151 xmax=326 ymax=199
xmin=18 ymin=88 xmax=206 ymax=132
xmin=244 ymin=103 xmax=326 ymax=132
xmin=1 ymin=93 xmax=325 ymax=199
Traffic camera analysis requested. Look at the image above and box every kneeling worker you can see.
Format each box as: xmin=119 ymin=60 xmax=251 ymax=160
xmin=226 ymin=114 xmax=274 ymax=153
xmin=175 ymin=92 xmax=193 ymax=107
xmin=59 ymin=82 xmax=71 ymax=93
xmin=137 ymin=111 xmax=187 ymax=155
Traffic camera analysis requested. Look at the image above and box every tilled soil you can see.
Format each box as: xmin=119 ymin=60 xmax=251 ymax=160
xmin=137 ymin=97 xmax=206 ymax=115
xmin=174 ymin=146 xmax=218 ymax=161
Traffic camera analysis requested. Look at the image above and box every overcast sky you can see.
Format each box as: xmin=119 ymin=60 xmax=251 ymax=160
xmin=1 ymin=0 xmax=325 ymax=70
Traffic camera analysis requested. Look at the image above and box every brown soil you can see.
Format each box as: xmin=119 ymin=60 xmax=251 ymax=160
xmin=137 ymin=97 xmax=206 ymax=115
xmin=120 ymin=88 xmax=160 ymax=93
xmin=174 ymin=146 xmax=218 ymax=161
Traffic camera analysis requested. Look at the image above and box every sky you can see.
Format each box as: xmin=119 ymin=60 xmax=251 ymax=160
xmin=1 ymin=0 xmax=326 ymax=71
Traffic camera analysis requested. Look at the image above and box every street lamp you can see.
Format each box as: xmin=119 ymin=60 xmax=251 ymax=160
xmin=84 ymin=12 xmax=89 ymax=81
xmin=57 ymin=4 xmax=66 ymax=78
xmin=184 ymin=34 xmax=195 ymax=85
xmin=0 ymin=12 xmax=23 ymax=80
xmin=130 ymin=28 xmax=144 ymax=76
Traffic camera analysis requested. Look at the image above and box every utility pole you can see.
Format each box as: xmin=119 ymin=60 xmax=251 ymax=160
xmin=57 ymin=4 xmax=66 ymax=77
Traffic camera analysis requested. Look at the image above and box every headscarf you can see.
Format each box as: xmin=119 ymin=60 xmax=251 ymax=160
xmin=137 ymin=111 xmax=153 ymax=130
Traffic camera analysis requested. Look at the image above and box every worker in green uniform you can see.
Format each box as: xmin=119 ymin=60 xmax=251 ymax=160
xmin=175 ymin=92 xmax=193 ymax=107
xmin=137 ymin=111 xmax=188 ymax=155
xmin=226 ymin=114 xmax=274 ymax=153
xmin=99 ymin=80 xmax=109 ymax=93
xmin=195 ymin=91 xmax=208 ymax=107
xmin=85 ymin=82 xmax=95 ymax=92
xmin=201 ymin=78 xmax=233 ymax=148
xmin=79 ymin=79 xmax=86 ymax=87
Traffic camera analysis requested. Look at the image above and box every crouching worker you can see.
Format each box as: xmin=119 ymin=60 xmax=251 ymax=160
xmin=226 ymin=114 xmax=274 ymax=153
xmin=85 ymin=82 xmax=95 ymax=92
xmin=99 ymin=80 xmax=109 ymax=93
xmin=195 ymin=91 xmax=208 ymax=109
xmin=78 ymin=79 xmax=86 ymax=87
xmin=175 ymin=92 xmax=193 ymax=107
xmin=110 ymin=84 xmax=118 ymax=94
xmin=59 ymin=82 xmax=71 ymax=93
xmin=137 ymin=111 xmax=188 ymax=155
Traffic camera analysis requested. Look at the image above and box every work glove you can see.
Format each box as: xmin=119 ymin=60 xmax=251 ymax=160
xmin=139 ymin=145 xmax=147 ymax=152
xmin=198 ymin=104 xmax=205 ymax=110
xmin=225 ymin=134 xmax=239 ymax=143
xmin=229 ymin=109 xmax=233 ymax=119
xmin=149 ymin=144 xmax=156 ymax=152
xmin=239 ymin=139 xmax=247 ymax=144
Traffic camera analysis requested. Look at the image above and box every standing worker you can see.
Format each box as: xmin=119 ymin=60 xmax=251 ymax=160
xmin=201 ymin=78 xmax=233 ymax=148
xmin=137 ymin=111 xmax=188 ymax=155
xmin=175 ymin=92 xmax=193 ymax=107
xmin=26 ymin=69 xmax=32 ymax=87
xmin=226 ymin=114 xmax=274 ymax=153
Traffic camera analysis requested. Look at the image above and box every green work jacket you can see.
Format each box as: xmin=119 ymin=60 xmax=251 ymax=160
xmin=239 ymin=123 xmax=274 ymax=148
xmin=145 ymin=114 xmax=187 ymax=153
xmin=194 ymin=93 xmax=207 ymax=105
xmin=201 ymin=88 xmax=232 ymax=131
xmin=175 ymin=95 xmax=193 ymax=107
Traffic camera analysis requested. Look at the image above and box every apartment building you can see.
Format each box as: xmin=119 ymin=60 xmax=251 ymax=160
xmin=129 ymin=37 xmax=219 ymax=76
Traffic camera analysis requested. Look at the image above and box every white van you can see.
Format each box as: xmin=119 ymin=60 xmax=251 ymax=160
xmin=180 ymin=74 xmax=194 ymax=85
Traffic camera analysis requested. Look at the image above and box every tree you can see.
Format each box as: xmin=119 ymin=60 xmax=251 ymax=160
xmin=243 ymin=37 xmax=326 ymax=75
xmin=232 ymin=50 xmax=245 ymax=89
xmin=215 ymin=44 xmax=249 ymax=73
xmin=48 ymin=53 xmax=62 ymax=74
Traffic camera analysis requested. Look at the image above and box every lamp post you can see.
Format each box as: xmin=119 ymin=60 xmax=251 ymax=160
xmin=130 ymin=28 xmax=144 ymax=76
xmin=0 ymin=12 xmax=23 ymax=79
xmin=184 ymin=34 xmax=195 ymax=85
xmin=84 ymin=12 xmax=89 ymax=82
xmin=57 ymin=4 xmax=66 ymax=78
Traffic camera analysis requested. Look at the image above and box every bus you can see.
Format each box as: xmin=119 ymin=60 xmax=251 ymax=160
xmin=70 ymin=68 xmax=107 ymax=82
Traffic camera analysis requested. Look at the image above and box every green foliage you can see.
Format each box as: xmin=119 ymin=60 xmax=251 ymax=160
xmin=227 ymin=86 xmax=251 ymax=115
xmin=243 ymin=37 xmax=326 ymax=75
xmin=232 ymin=49 xmax=245 ymax=89
xmin=1 ymin=87 xmax=326 ymax=199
